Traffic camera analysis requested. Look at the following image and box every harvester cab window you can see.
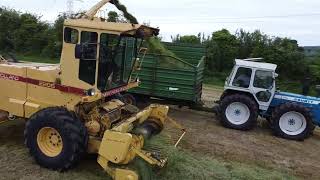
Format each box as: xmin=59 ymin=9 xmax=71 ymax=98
xmin=78 ymin=31 xmax=98 ymax=85
xmin=98 ymin=33 xmax=119 ymax=90
xmin=64 ymin=27 xmax=79 ymax=44
xmin=98 ymin=33 xmax=138 ymax=91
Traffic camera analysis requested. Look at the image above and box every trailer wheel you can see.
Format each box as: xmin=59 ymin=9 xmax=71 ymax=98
xmin=123 ymin=93 xmax=137 ymax=106
xmin=272 ymin=103 xmax=314 ymax=140
xmin=220 ymin=94 xmax=258 ymax=130
xmin=24 ymin=107 xmax=88 ymax=171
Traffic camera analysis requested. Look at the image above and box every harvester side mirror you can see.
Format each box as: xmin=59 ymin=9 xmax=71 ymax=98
xmin=75 ymin=44 xmax=83 ymax=59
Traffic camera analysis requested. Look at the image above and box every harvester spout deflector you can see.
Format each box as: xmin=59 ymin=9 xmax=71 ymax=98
xmin=84 ymin=0 xmax=112 ymax=19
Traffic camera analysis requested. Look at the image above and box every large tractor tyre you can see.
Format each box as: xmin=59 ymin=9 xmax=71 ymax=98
xmin=24 ymin=107 xmax=88 ymax=171
xmin=123 ymin=93 xmax=137 ymax=106
xmin=219 ymin=94 xmax=258 ymax=130
xmin=271 ymin=103 xmax=314 ymax=141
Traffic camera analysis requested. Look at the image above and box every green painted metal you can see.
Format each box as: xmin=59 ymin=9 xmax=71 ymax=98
xmin=129 ymin=43 xmax=206 ymax=103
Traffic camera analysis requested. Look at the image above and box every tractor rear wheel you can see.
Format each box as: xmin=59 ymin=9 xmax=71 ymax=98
xmin=271 ymin=103 xmax=314 ymax=140
xmin=24 ymin=107 xmax=88 ymax=171
xmin=220 ymin=94 xmax=258 ymax=130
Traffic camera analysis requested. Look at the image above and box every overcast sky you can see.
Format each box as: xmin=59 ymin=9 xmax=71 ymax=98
xmin=1 ymin=0 xmax=320 ymax=46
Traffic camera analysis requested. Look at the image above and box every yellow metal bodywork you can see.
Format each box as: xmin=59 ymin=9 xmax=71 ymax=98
xmin=97 ymin=104 xmax=169 ymax=180
xmin=0 ymin=1 xmax=169 ymax=180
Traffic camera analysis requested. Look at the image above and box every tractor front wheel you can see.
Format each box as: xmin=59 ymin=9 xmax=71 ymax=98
xmin=24 ymin=107 xmax=88 ymax=171
xmin=271 ymin=103 xmax=314 ymax=140
xmin=219 ymin=94 xmax=258 ymax=130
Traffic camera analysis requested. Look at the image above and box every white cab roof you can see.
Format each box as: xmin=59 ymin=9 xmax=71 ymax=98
xmin=235 ymin=59 xmax=277 ymax=71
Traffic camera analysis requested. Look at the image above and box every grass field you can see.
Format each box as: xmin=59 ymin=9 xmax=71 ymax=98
xmin=2 ymin=54 xmax=314 ymax=179
xmin=0 ymin=120 xmax=298 ymax=180
xmin=146 ymin=135 xmax=297 ymax=180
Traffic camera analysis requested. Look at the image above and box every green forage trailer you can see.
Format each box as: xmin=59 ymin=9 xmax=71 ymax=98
xmin=129 ymin=42 xmax=206 ymax=106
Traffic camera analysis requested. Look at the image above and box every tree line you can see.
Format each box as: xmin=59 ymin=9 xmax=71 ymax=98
xmin=0 ymin=7 xmax=319 ymax=86
xmin=173 ymin=30 xmax=320 ymax=83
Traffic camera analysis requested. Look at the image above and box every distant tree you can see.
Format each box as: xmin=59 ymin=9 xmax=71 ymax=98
xmin=171 ymin=33 xmax=204 ymax=44
xmin=107 ymin=11 xmax=119 ymax=22
xmin=308 ymin=51 xmax=320 ymax=83
xmin=206 ymin=29 xmax=239 ymax=72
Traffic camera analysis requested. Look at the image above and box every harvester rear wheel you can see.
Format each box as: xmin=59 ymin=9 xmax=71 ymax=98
xmin=24 ymin=107 xmax=88 ymax=171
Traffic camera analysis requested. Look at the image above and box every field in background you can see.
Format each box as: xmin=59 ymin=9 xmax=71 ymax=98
xmin=16 ymin=54 xmax=59 ymax=64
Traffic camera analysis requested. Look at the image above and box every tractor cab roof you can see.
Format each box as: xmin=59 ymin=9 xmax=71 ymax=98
xmin=64 ymin=18 xmax=159 ymax=39
xmin=235 ymin=59 xmax=277 ymax=71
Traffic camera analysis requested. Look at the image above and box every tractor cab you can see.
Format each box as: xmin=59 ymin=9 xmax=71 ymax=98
xmin=59 ymin=18 xmax=159 ymax=98
xmin=224 ymin=58 xmax=278 ymax=111
xmin=219 ymin=58 xmax=320 ymax=141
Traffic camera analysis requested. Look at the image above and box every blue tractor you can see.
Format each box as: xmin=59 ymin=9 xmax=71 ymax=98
xmin=218 ymin=59 xmax=320 ymax=140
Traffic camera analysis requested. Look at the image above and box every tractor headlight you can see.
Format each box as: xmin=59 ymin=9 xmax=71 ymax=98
xmin=86 ymin=88 xmax=96 ymax=96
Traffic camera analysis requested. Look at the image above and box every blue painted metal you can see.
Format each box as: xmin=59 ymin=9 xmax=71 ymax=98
xmin=269 ymin=91 xmax=320 ymax=125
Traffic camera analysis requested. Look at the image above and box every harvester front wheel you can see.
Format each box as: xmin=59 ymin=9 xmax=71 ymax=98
xmin=24 ymin=107 xmax=88 ymax=171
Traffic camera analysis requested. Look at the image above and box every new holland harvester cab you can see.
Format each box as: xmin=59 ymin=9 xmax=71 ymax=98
xmin=218 ymin=58 xmax=320 ymax=141
xmin=0 ymin=1 xmax=181 ymax=179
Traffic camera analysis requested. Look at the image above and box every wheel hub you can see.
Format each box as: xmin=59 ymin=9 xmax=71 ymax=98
xmin=288 ymin=119 xmax=295 ymax=126
xmin=225 ymin=102 xmax=250 ymax=125
xmin=234 ymin=109 xmax=241 ymax=116
xmin=37 ymin=127 xmax=63 ymax=157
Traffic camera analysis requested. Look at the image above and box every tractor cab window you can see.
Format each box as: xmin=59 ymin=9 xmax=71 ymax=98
xmin=232 ymin=67 xmax=252 ymax=88
xmin=78 ymin=31 xmax=98 ymax=85
xmin=253 ymin=70 xmax=274 ymax=89
xmin=254 ymin=70 xmax=274 ymax=102
xmin=98 ymin=33 xmax=139 ymax=91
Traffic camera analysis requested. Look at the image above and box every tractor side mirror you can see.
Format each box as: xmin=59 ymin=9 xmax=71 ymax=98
xmin=75 ymin=44 xmax=83 ymax=59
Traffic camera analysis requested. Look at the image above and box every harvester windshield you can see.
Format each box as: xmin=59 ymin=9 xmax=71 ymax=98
xmin=97 ymin=34 xmax=142 ymax=91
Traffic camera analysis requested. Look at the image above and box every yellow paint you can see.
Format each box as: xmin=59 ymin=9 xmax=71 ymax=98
xmin=114 ymin=169 xmax=138 ymax=180
xmin=98 ymin=131 xmax=133 ymax=164
xmin=0 ymin=1 xmax=170 ymax=179
xmin=37 ymin=127 xmax=63 ymax=157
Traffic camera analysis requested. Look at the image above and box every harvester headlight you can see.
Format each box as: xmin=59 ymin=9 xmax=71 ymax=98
xmin=86 ymin=88 xmax=96 ymax=96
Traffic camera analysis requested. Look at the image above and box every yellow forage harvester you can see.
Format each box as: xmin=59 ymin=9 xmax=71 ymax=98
xmin=0 ymin=1 xmax=185 ymax=179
